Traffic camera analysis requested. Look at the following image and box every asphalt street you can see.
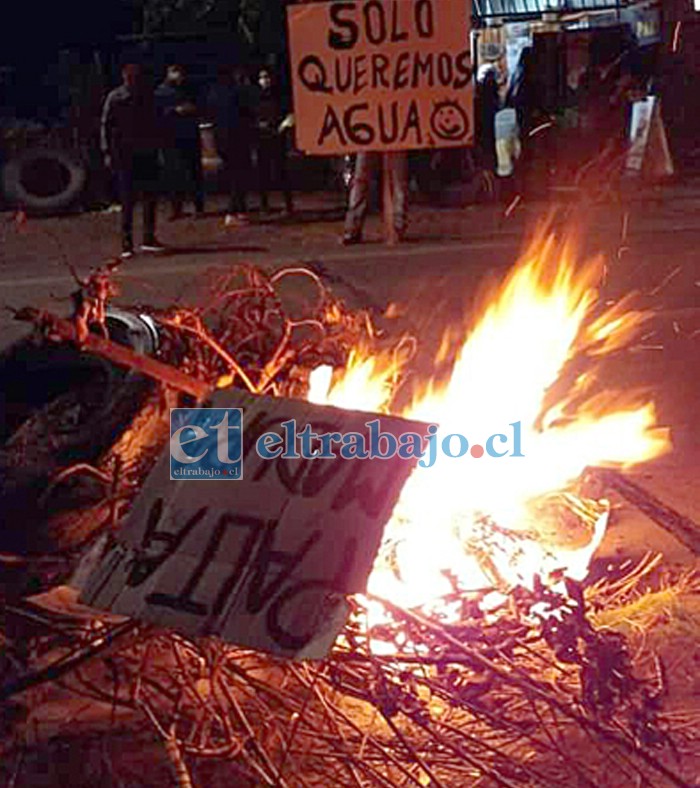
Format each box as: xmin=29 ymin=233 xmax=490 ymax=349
xmin=1 ymin=188 xmax=699 ymax=567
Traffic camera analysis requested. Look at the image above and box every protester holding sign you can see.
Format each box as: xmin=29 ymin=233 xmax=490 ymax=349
xmin=287 ymin=0 xmax=473 ymax=245
xmin=342 ymin=151 xmax=407 ymax=244
xmin=287 ymin=0 xmax=474 ymax=156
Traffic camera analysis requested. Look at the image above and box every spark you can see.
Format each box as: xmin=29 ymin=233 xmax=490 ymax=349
xmin=672 ymin=22 xmax=682 ymax=54
xmin=621 ymin=211 xmax=630 ymax=242
xmin=528 ymin=121 xmax=554 ymax=138
xmin=504 ymin=195 xmax=522 ymax=218
xmin=649 ymin=266 xmax=682 ymax=296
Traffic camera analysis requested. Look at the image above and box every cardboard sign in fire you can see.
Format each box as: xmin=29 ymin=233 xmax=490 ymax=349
xmin=287 ymin=0 xmax=474 ymax=154
xmin=79 ymin=390 xmax=423 ymax=659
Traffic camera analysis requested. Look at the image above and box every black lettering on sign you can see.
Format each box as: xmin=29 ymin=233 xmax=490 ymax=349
xmin=242 ymin=411 xmax=278 ymax=463
xmin=329 ymin=2 xmax=359 ymax=50
xmin=251 ymin=415 xmax=343 ymax=490
xmin=268 ymin=453 xmax=311 ymax=495
xmin=353 ymin=54 xmax=368 ymax=96
xmin=390 ymin=0 xmax=407 ymax=43
xmin=430 ymin=99 xmax=469 ymax=142
xmin=437 ymin=52 xmax=453 ymax=86
xmin=245 ymin=524 xmax=322 ymax=615
xmin=266 ymin=537 xmax=358 ymax=650
xmin=331 ymin=460 xmax=403 ymax=517
xmin=371 ymin=53 xmax=390 ymax=89
xmin=416 ymin=0 xmax=434 ymax=38
xmin=210 ymin=514 xmax=269 ymax=618
xmin=346 ymin=103 xmax=375 ymax=145
xmin=412 ymin=53 xmax=434 ymax=89
xmin=454 ymin=50 xmax=473 ymax=90
xmin=298 ymin=55 xmax=333 ymax=94
xmin=364 ymin=0 xmax=386 ymax=45
xmin=145 ymin=512 xmax=229 ymax=615
xmin=393 ymin=52 xmax=411 ymax=91
xmin=319 ymin=99 xmax=427 ymax=151
xmin=326 ymin=0 xmax=436 ymax=52
xmin=245 ymin=411 xmax=294 ymax=483
xmin=318 ymin=105 xmax=348 ymax=147
xmin=336 ymin=58 xmax=353 ymax=93
xmin=126 ymin=498 xmax=209 ymax=587
xmin=300 ymin=454 xmax=346 ymax=497
xmin=378 ymin=102 xmax=399 ymax=144
xmin=402 ymin=100 xmax=422 ymax=145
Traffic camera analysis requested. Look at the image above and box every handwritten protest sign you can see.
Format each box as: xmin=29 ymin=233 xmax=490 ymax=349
xmin=625 ymin=97 xmax=654 ymax=175
xmin=625 ymin=96 xmax=674 ymax=180
xmin=286 ymin=0 xmax=473 ymax=154
xmin=79 ymin=390 xmax=424 ymax=659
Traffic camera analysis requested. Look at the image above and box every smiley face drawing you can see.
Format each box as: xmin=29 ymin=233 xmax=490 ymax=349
xmin=430 ymin=100 xmax=470 ymax=142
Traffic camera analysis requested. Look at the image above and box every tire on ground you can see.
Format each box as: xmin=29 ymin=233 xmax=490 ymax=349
xmin=1 ymin=148 xmax=87 ymax=212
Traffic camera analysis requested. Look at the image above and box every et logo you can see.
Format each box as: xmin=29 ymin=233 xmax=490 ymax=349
xmin=169 ymin=408 xmax=243 ymax=480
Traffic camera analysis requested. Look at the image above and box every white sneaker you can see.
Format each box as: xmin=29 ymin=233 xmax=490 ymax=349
xmin=140 ymin=242 xmax=166 ymax=253
xmin=224 ymin=213 xmax=249 ymax=227
xmin=120 ymin=249 xmax=134 ymax=260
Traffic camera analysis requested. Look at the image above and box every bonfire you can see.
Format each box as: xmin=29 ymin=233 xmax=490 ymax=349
xmin=0 ymin=227 xmax=697 ymax=787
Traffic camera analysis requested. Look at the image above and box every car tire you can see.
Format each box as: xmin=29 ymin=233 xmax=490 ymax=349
xmin=1 ymin=148 xmax=87 ymax=213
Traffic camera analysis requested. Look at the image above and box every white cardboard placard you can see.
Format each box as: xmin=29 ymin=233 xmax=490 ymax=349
xmin=80 ymin=390 xmax=424 ymax=659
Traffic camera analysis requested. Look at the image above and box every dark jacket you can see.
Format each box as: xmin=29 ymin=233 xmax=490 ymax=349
xmin=207 ymin=82 xmax=250 ymax=130
xmin=252 ymin=87 xmax=284 ymax=140
xmin=507 ymin=48 xmax=537 ymax=133
xmin=100 ymin=84 xmax=163 ymax=161
xmin=476 ymin=71 xmax=499 ymax=170
xmin=155 ymin=81 xmax=200 ymax=145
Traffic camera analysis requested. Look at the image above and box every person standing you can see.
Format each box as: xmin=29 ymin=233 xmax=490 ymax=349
xmin=101 ymin=62 xmax=165 ymax=258
xmin=342 ymin=152 xmax=408 ymax=245
xmin=155 ymin=64 xmax=204 ymax=220
xmin=505 ymin=47 xmax=543 ymax=199
xmin=476 ymin=64 xmax=500 ymax=174
xmin=207 ymin=64 xmax=252 ymax=226
xmin=251 ymin=68 xmax=294 ymax=216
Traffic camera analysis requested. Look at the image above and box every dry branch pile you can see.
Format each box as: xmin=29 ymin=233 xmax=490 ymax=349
xmin=1 ymin=562 xmax=696 ymax=787
xmin=0 ymin=264 xmax=697 ymax=787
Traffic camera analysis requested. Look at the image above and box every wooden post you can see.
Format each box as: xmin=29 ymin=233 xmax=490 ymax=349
xmin=382 ymin=152 xmax=398 ymax=246
xmin=15 ymin=309 xmax=212 ymax=401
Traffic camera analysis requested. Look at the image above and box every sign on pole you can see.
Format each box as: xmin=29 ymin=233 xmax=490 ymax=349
xmin=79 ymin=389 xmax=425 ymax=659
xmin=287 ymin=0 xmax=474 ymax=155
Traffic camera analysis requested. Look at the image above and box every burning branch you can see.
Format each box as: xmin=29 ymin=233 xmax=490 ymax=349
xmin=1 ymin=243 xmax=695 ymax=784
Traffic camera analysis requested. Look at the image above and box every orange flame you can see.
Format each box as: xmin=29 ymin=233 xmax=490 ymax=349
xmin=309 ymin=230 xmax=671 ymax=612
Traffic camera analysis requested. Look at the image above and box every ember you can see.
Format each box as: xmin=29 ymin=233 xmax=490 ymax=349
xmin=1 ymin=228 xmax=694 ymax=788
xmin=310 ymin=228 xmax=671 ymax=616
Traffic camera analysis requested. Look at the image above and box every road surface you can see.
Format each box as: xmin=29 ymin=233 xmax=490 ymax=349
xmin=1 ymin=189 xmax=699 ymax=566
